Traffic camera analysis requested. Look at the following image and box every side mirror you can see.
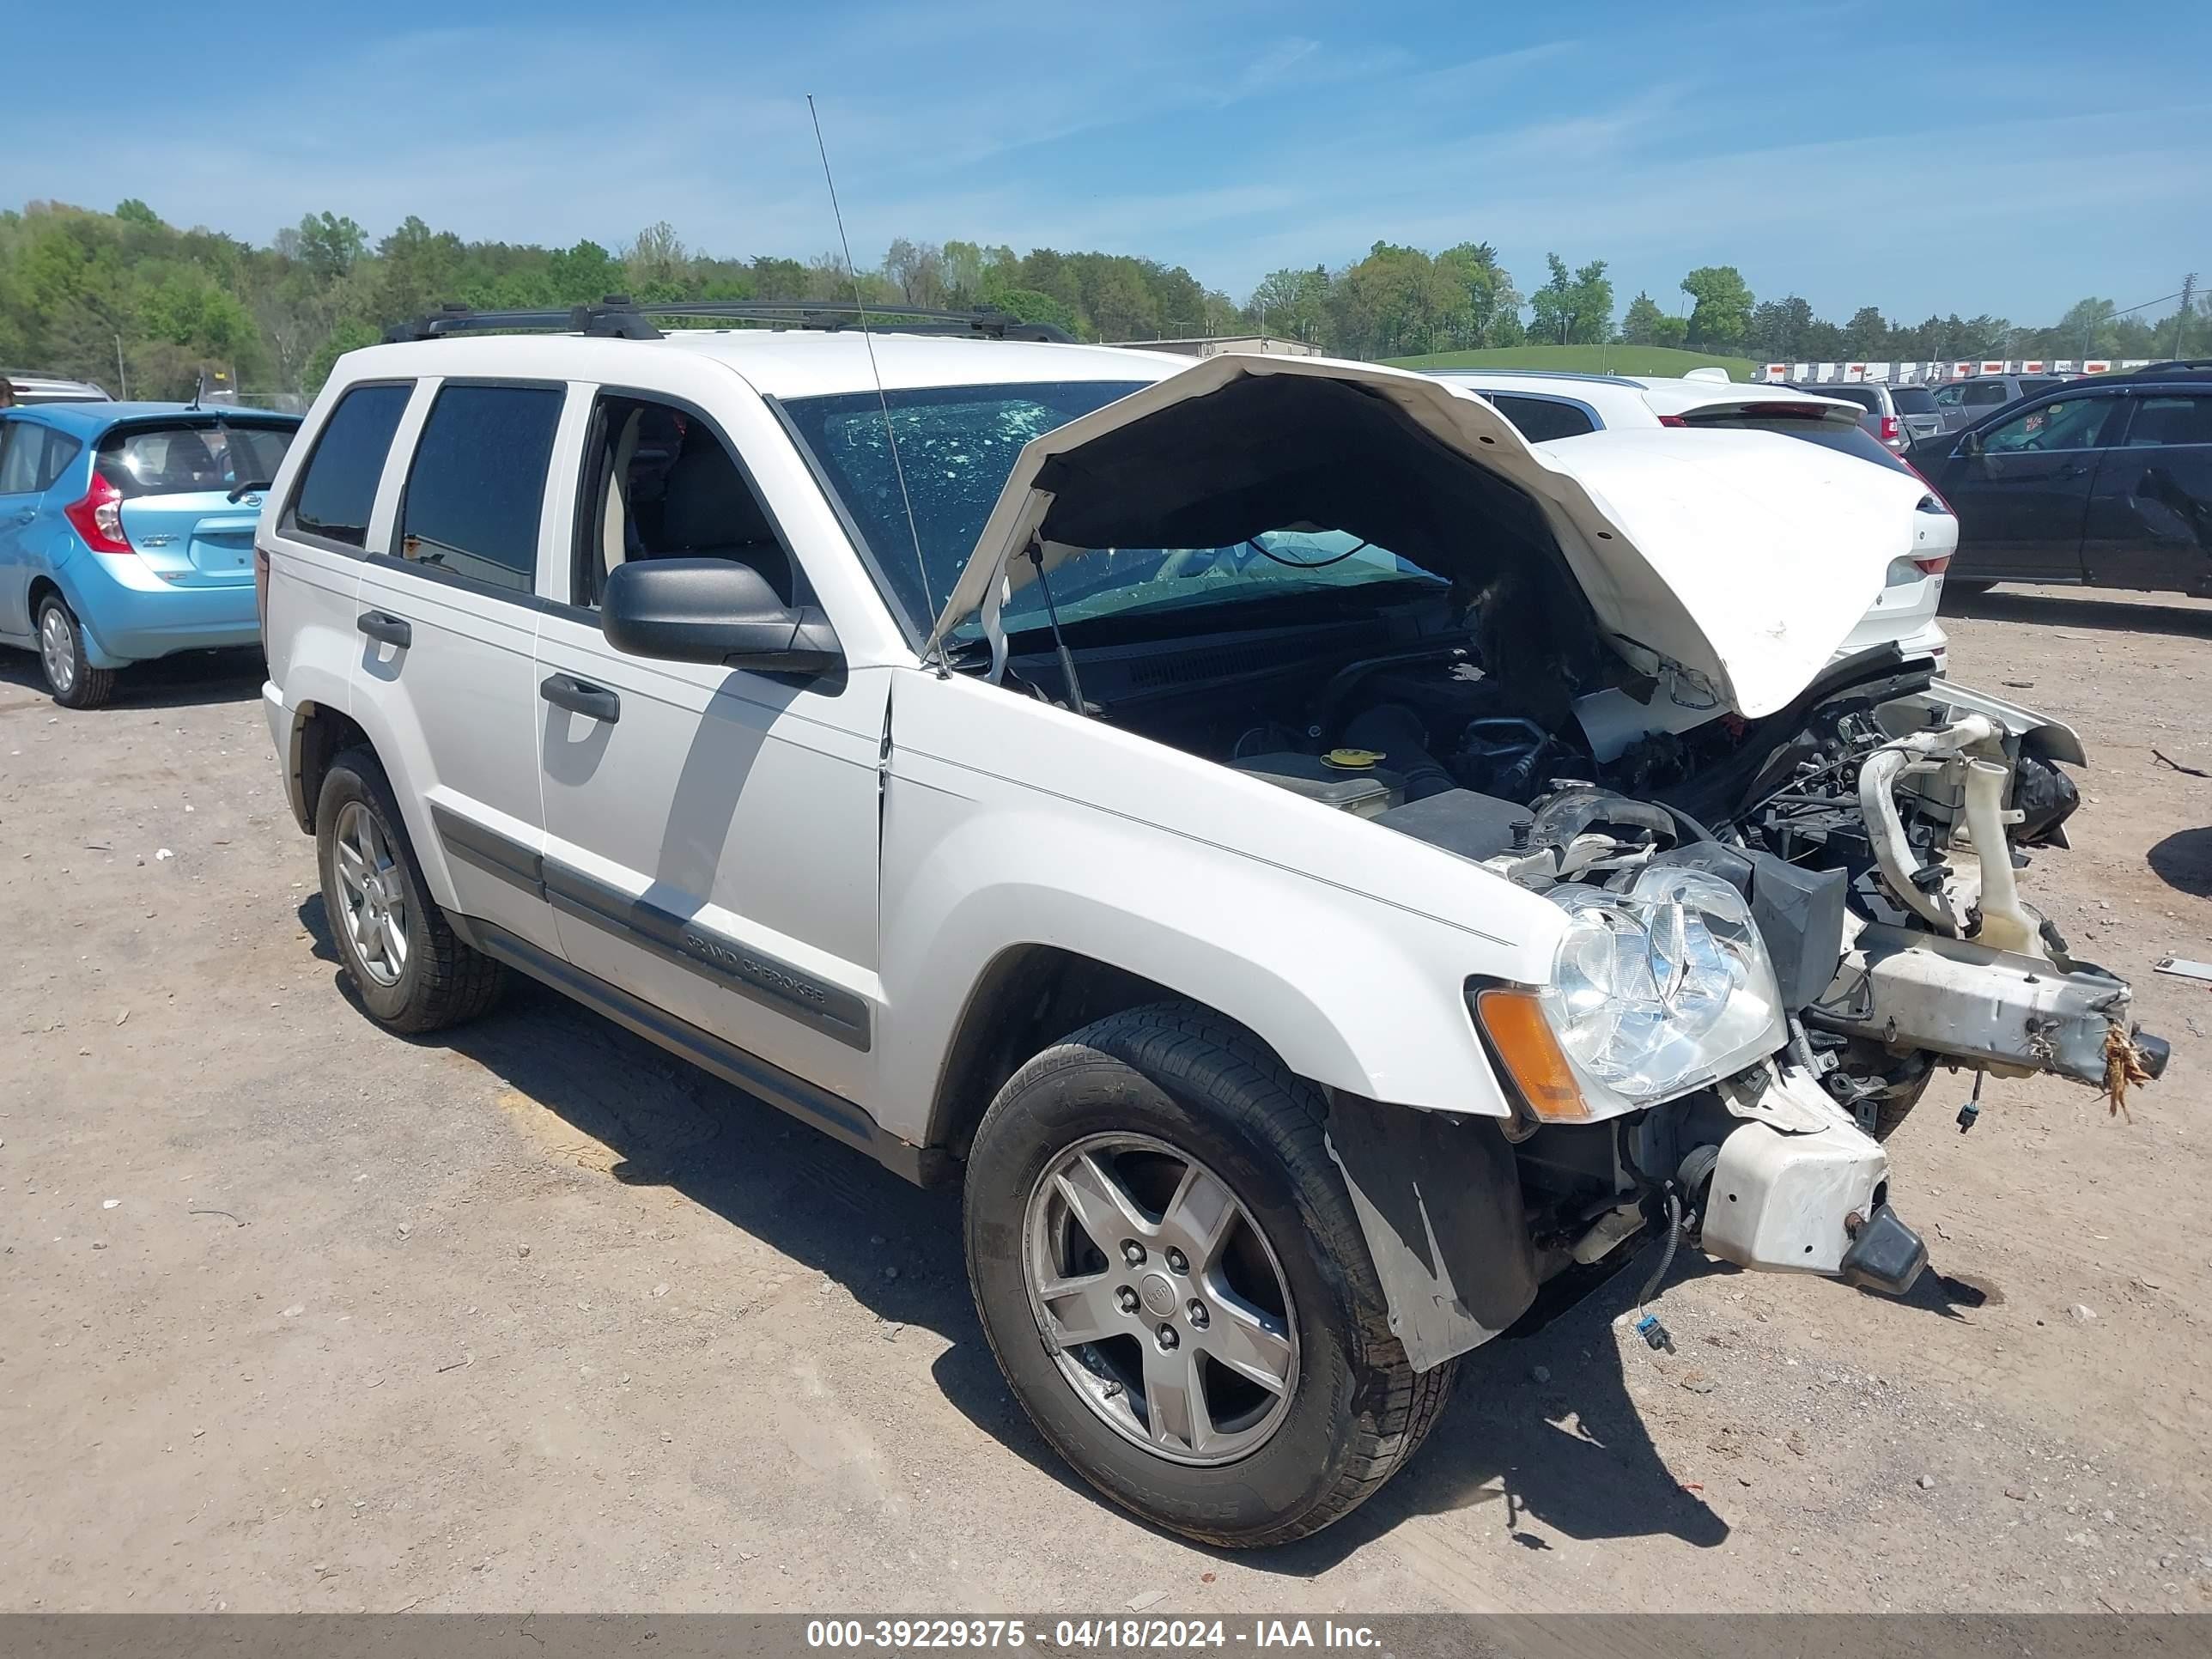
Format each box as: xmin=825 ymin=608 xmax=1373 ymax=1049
xmin=1958 ymin=428 xmax=1984 ymax=459
xmin=603 ymin=558 xmax=842 ymax=674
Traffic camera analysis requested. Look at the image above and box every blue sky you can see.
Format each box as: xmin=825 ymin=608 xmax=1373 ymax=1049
xmin=6 ymin=0 xmax=2207 ymax=328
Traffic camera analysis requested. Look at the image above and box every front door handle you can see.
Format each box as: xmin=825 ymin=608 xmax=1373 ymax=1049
xmin=357 ymin=611 xmax=411 ymax=649
xmin=540 ymin=673 xmax=620 ymax=725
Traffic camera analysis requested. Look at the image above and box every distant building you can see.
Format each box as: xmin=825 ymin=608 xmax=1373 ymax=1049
xmin=1105 ymin=335 xmax=1324 ymax=359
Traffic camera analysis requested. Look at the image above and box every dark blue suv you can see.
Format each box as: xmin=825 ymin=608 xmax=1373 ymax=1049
xmin=1909 ymin=362 xmax=2212 ymax=597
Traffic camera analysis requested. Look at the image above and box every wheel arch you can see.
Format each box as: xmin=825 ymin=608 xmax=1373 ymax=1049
xmin=285 ymin=698 xmax=372 ymax=836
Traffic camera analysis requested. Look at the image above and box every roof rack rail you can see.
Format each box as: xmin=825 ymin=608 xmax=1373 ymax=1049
xmin=2141 ymin=359 xmax=2212 ymax=373
xmin=385 ymin=295 xmax=1075 ymax=345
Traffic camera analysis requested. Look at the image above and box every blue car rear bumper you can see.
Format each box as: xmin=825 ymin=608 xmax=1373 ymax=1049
xmin=58 ymin=553 xmax=259 ymax=668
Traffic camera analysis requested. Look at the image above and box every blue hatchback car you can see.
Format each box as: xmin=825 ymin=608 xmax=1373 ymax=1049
xmin=0 ymin=402 xmax=301 ymax=706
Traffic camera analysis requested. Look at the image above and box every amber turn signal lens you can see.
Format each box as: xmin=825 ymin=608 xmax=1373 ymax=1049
xmin=1474 ymin=987 xmax=1591 ymax=1122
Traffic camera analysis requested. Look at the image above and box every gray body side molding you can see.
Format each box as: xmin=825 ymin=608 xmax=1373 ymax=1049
xmin=1324 ymin=1094 xmax=1540 ymax=1372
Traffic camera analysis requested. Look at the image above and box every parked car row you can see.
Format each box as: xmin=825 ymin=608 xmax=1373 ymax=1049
xmin=1909 ymin=360 xmax=2212 ymax=595
xmin=228 ymin=301 xmax=2162 ymax=1547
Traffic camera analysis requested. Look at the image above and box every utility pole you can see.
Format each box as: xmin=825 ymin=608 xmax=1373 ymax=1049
xmin=113 ymin=334 xmax=129 ymax=400
xmin=2175 ymin=273 xmax=2199 ymax=359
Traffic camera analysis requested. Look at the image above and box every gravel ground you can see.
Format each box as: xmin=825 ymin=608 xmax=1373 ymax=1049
xmin=2 ymin=583 xmax=2209 ymax=1614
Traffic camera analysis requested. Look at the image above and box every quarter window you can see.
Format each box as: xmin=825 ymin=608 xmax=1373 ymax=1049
xmin=287 ymin=383 xmax=412 ymax=550
xmin=398 ymin=384 xmax=563 ymax=594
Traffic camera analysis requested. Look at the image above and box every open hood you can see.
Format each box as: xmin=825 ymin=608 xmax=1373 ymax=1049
xmin=927 ymin=355 xmax=1929 ymax=720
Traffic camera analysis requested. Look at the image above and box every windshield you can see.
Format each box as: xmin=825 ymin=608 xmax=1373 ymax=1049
xmin=96 ymin=419 xmax=296 ymax=499
xmin=1890 ymin=386 xmax=1938 ymax=413
xmin=781 ymin=380 xmax=1442 ymax=638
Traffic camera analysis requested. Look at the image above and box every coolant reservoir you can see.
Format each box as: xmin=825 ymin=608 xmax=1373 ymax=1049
xmin=1231 ymin=753 xmax=1406 ymax=818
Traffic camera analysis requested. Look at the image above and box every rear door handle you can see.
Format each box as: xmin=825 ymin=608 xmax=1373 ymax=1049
xmin=357 ymin=611 xmax=411 ymax=649
xmin=540 ymin=673 xmax=620 ymax=725
xmin=9 ymin=508 xmax=34 ymax=525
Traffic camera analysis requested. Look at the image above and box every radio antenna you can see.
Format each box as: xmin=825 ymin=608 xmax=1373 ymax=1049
xmin=807 ymin=94 xmax=936 ymax=666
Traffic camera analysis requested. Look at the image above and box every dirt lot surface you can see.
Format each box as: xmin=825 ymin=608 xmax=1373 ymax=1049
xmin=3 ymin=584 xmax=2210 ymax=1614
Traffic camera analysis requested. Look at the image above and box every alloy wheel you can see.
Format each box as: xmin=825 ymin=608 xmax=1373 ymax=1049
xmin=1023 ymin=1132 xmax=1298 ymax=1465
xmin=333 ymin=800 xmax=410 ymax=988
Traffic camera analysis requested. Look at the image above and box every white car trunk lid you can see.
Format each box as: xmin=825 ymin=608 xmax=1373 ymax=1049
xmin=926 ymin=355 xmax=1926 ymax=720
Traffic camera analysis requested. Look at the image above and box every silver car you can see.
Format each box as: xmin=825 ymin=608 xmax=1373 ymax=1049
xmin=1930 ymin=374 xmax=2068 ymax=434
xmin=1785 ymin=380 xmax=1941 ymax=449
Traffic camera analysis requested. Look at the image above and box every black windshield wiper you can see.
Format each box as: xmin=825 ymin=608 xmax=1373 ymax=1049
xmin=227 ymin=478 xmax=274 ymax=503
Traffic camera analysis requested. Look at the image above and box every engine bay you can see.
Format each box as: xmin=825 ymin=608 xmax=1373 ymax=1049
xmin=981 ymin=586 xmax=2160 ymax=1131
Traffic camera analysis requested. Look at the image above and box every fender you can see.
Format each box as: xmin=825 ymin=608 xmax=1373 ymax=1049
xmin=872 ymin=668 xmax=1567 ymax=1133
xmin=271 ymin=657 xmax=356 ymax=831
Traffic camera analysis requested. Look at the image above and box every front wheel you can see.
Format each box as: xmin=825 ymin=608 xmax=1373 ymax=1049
xmin=36 ymin=596 xmax=117 ymax=709
xmin=963 ymin=1002 xmax=1453 ymax=1547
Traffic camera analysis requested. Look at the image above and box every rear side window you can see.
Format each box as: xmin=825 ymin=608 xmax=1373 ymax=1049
xmin=1963 ymin=383 xmax=2009 ymax=406
xmin=287 ymin=384 xmax=411 ymax=550
xmin=397 ymin=383 xmax=563 ymax=594
xmin=0 ymin=422 xmax=82 ymax=493
xmin=2016 ymin=379 xmax=2061 ymax=399
xmin=2121 ymin=395 xmax=2212 ymax=448
xmin=98 ymin=421 xmax=296 ymax=499
xmin=1680 ymin=411 xmax=1915 ymax=475
xmin=1486 ymin=393 xmax=1598 ymax=441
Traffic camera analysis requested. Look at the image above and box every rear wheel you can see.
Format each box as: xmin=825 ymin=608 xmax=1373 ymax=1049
xmin=36 ymin=596 xmax=116 ymax=709
xmin=963 ymin=1001 xmax=1453 ymax=1547
xmin=315 ymin=745 xmax=505 ymax=1032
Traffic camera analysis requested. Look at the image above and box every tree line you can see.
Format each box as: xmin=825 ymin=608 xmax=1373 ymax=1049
xmin=2 ymin=198 xmax=2203 ymax=402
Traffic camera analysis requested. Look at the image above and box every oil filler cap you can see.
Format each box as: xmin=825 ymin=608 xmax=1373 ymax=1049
xmin=1322 ymin=748 xmax=1385 ymax=770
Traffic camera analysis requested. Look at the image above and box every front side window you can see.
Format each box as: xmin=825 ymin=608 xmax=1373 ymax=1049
xmin=398 ymin=383 xmax=563 ymax=594
xmin=1982 ymin=397 xmax=2119 ymax=454
xmin=287 ymin=384 xmax=412 ymax=550
xmin=1933 ymin=386 xmax=1964 ymax=408
xmin=572 ymin=394 xmax=801 ymax=609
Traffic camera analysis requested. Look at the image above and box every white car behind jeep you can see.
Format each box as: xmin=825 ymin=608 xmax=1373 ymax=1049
xmin=256 ymin=301 xmax=2166 ymax=1547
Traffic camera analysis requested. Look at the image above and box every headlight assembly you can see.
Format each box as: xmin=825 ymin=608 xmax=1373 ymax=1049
xmin=1476 ymin=866 xmax=1785 ymax=1117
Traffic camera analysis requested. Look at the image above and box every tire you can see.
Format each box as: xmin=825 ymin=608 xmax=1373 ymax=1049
xmin=963 ymin=1000 xmax=1455 ymax=1547
xmin=36 ymin=595 xmax=117 ymax=709
xmin=315 ymin=744 xmax=505 ymax=1033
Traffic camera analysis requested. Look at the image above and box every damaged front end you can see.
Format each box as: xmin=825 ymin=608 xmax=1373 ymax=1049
xmin=920 ymin=353 xmax=2168 ymax=1359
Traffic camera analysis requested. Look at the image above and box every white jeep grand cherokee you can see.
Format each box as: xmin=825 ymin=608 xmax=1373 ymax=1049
xmin=256 ymin=301 xmax=2165 ymax=1547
